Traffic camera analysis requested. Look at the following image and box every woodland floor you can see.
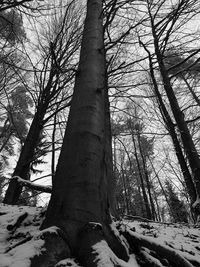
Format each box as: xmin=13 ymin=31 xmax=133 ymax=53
xmin=0 ymin=204 xmax=200 ymax=267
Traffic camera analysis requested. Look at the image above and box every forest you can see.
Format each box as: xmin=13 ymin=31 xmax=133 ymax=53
xmin=0 ymin=0 xmax=200 ymax=266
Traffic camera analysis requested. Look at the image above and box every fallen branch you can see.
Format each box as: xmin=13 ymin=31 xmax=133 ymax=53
xmin=0 ymin=212 xmax=7 ymax=216
xmin=123 ymin=215 xmax=178 ymax=226
xmin=5 ymin=234 xmax=32 ymax=253
xmin=13 ymin=176 xmax=52 ymax=193
xmin=7 ymin=212 xmax=28 ymax=232
xmin=123 ymin=215 xmax=156 ymax=223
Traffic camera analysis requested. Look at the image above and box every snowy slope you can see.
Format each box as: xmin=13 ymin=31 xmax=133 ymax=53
xmin=0 ymin=204 xmax=200 ymax=267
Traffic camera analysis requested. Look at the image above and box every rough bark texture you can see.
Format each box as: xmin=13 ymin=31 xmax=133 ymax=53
xmin=41 ymin=0 xmax=128 ymax=263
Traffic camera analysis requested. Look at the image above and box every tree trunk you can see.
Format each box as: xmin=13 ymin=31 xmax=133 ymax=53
xmin=41 ymin=0 xmax=128 ymax=264
xmin=137 ymin=132 xmax=157 ymax=221
xmin=130 ymin=127 xmax=152 ymax=220
xmin=3 ymin=106 xmax=46 ymax=205
xmin=149 ymin=157 xmax=175 ymax=220
xmin=51 ymin=108 xmax=57 ymax=182
xmin=149 ymin=18 xmax=200 ymax=209
xmin=148 ymin=52 xmax=197 ymax=206
xmin=121 ymin=164 xmax=130 ymax=214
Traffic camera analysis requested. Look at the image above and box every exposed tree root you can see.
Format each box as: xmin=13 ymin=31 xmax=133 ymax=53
xmin=30 ymin=227 xmax=71 ymax=267
xmin=120 ymin=226 xmax=196 ymax=267
xmin=8 ymin=218 xmax=199 ymax=267
xmin=77 ymin=222 xmax=113 ymax=267
xmin=76 ymin=222 xmax=129 ymax=267
xmin=27 ymin=222 xmax=130 ymax=267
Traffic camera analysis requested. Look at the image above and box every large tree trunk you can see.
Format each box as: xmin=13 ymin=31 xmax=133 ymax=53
xmin=41 ymin=0 xmax=128 ymax=264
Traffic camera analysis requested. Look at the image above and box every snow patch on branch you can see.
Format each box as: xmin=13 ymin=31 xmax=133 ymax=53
xmin=14 ymin=176 xmax=52 ymax=193
xmin=55 ymin=258 xmax=81 ymax=267
xmin=32 ymin=226 xmax=60 ymax=239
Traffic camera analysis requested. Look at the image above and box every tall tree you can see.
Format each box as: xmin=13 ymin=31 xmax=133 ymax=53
xmin=3 ymin=0 xmax=81 ymax=204
xmin=32 ymin=0 xmax=129 ymax=265
xmin=137 ymin=0 xmax=200 ymax=215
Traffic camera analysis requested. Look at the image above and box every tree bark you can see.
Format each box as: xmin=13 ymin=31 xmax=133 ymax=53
xmin=41 ymin=0 xmax=128 ymax=263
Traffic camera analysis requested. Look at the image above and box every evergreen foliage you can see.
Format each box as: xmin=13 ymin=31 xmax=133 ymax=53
xmin=165 ymin=180 xmax=188 ymax=223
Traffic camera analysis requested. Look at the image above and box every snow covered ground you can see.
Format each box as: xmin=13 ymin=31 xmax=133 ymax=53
xmin=0 ymin=204 xmax=200 ymax=267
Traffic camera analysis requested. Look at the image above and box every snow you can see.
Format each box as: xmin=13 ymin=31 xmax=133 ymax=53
xmin=92 ymin=240 xmax=140 ymax=267
xmin=0 ymin=239 xmax=44 ymax=267
xmin=15 ymin=176 xmax=52 ymax=193
xmin=55 ymin=258 xmax=81 ymax=267
xmin=123 ymin=220 xmax=200 ymax=266
xmin=0 ymin=204 xmax=44 ymax=267
xmin=125 ymin=220 xmax=200 ymax=258
xmin=0 ymin=204 xmax=200 ymax=266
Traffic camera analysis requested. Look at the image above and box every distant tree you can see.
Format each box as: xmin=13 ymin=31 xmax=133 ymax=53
xmin=0 ymin=9 xmax=26 ymax=44
xmin=0 ymin=0 xmax=47 ymax=13
xmin=0 ymin=86 xmax=33 ymax=153
xmin=165 ymin=180 xmax=188 ymax=223
xmin=112 ymin=106 xmax=157 ymax=220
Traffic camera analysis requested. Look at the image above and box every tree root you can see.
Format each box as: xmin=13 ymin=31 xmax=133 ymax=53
xmin=30 ymin=227 xmax=71 ymax=267
xmin=76 ymin=222 xmax=109 ymax=267
xmin=27 ymin=222 xmax=130 ymax=267
xmin=120 ymin=226 xmax=196 ymax=267
xmin=7 ymin=218 xmax=200 ymax=267
xmin=76 ymin=222 xmax=127 ymax=267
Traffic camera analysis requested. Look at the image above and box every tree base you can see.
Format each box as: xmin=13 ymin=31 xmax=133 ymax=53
xmin=29 ymin=222 xmax=129 ymax=267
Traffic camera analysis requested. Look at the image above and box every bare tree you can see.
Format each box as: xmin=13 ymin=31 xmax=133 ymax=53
xmin=136 ymin=0 xmax=200 ymax=215
xmin=3 ymin=0 xmax=82 ymax=204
